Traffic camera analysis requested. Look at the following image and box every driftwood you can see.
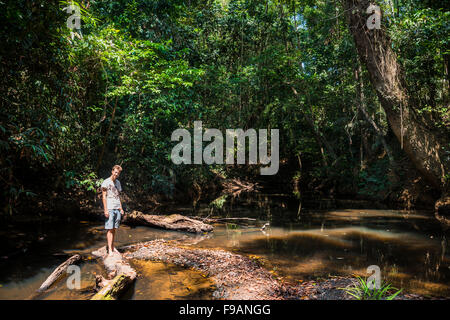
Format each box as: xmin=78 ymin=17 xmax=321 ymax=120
xmin=91 ymin=246 xmax=137 ymax=300
xmin=123 ymin=210 xmax=213 ymax=233
xmin=203 ymin=217 xmax=257 ymax=223
xmin=188 ymin=216 xmax=261 ymax=228
xmin=37 ymin=254 xmax=81 ymax=292
xmin=221 ymin=178 xmax=260 ymax=196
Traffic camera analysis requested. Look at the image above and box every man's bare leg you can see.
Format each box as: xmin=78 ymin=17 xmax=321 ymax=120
xmin=111 ymin=228 xmax=119 ymax=253
xmin=107 ymin=229 xmax=114 ymax=256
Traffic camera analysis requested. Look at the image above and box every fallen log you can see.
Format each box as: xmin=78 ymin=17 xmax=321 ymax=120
xmin=37 ymin=254 xmax=81 ymax=293
xmin=123 ymin=211 xmax=213 ymax=233
xmin=92 ymin=273 xmax=135 ymax=300
xmin=91 ymin=246 xmax=137 ymax=300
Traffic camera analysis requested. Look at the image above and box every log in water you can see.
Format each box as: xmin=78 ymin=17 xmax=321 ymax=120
xmin=91 ymin=246 xmax=137 ymax=300
xmin=123 ymin=211 xmax=213 ymax=233
xmin=37 ymin=254 xmax=81 ymax=293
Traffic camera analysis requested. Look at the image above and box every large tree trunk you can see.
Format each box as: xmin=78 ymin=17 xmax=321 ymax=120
xmin=291 ymin=87 xmax=338 ymax=165
xmin=344 ymin=0 xmax=447 ymax=191
xmin=355 ymin=61 xmax=394 ymax=163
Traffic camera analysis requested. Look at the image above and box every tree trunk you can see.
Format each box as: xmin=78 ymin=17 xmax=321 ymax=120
xmin=291 ymin=87 xmax=338 ymax=164
xmin=355 ymin=61 xmax=394 ymax=162
xmin=344 ymin=0 xmax=447 ymax=191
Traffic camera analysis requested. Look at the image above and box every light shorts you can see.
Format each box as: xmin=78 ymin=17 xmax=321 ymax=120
xmin=105 ymin=209 xmax=121 ymax=229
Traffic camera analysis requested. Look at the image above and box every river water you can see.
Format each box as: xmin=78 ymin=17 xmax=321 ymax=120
xmin=0 ymin=197 xmax=448 ymax=299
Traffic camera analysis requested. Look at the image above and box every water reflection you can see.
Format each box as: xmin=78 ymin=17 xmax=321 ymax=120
xmin=127 ymin=261 xmax=215 ymax=300
xmin=193 ymin=209 xmax=450 ymax=297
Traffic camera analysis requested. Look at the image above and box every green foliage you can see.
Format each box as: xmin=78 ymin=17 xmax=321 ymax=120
xmin=358 ymin=158 xmax=392 ymax=198
xmin=0 ymin=0 xmax=448 ymax=213
xmin=64 ymin=170 xmax=99 ymax=192
xmin=339 ymin=276 xmax=403 ymax=300
xmin=389 ymin=5 xmax=449 ymax=129
xmin=210 ymin=195 xmax=228 ymax=209
xmin=226 ymin=223 xmax=240 ymax=230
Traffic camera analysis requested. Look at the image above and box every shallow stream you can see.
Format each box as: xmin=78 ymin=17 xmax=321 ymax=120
xmin=0 ymin=201 xmax=448 ymax=299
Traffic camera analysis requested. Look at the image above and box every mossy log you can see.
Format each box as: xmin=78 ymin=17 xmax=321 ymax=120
xmin=91 ymin=246 xmax=137 ymax=300
xmin=37 ymin=254 xmax=81 ymax=292
xmin=123 ymin=210 xmax=213 ymax=233
xmin=91 ymin=274 xmax=134 ymax=300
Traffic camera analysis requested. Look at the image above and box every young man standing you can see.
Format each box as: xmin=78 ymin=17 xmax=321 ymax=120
xmin=101 ymin=165 xmax=124 ymax=257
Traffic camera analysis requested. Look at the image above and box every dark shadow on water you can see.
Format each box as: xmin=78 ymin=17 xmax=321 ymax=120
xmin=0 ymin=220 xmax=105 ymax=284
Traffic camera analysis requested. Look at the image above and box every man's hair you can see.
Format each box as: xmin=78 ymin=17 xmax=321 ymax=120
xmin=112 ymin=164 xmax=122 ymax=172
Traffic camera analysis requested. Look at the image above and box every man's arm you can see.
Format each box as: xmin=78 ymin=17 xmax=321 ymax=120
xmin=117 ymin=181 xmax=124 ymax=215
xmin=102 ymin=188 xmax=109 ymax=218
xmin=118 ymin=194 xmax=124 ymax=215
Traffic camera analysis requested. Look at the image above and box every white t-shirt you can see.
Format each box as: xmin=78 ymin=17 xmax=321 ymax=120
xmin=101 ymin=177 xmax=122 ymax=209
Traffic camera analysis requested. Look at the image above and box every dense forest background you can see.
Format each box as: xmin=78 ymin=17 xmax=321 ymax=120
xmin=0 ymin=0 xmax=448 ymax=217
